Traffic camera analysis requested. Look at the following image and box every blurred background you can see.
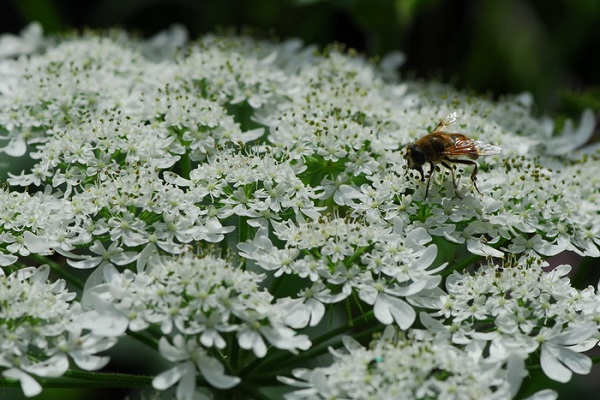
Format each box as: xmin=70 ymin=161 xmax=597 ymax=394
xmin=2 ymin=0 xmax=600 ymax=117
xmin=1 ymin=0 xmax=599 ymax=399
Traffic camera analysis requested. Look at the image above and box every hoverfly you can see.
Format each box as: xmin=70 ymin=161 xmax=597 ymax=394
xmin=404 ymin=112 xmax=501 ymax=198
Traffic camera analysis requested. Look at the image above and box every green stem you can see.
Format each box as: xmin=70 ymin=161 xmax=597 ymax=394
xmin=526 ymin=363 xmax=541 ymax=371
xmin=240 ymin=310 xmax=379 ymax=377
xmin=344 ymin=245 xmax=370 ymax=268
xmin=0 ymin=369 xmax=154 ymax=389
xmin=127 ymin=329 xmax=160 ymax=350
xmin=62 ymin=369 xmax=153 ymax=387
xmin=30 ymin=253 xmax=85 ymax=291
xmin=268 ymin=272 xmax=284 ymax=297
xmin=250 ymin=323 xmax=383 ymax=381
xmin=443 ymin=252 xmax=482 ymax=276
xmin=230 ymin=331 xmax=241 ymax=372
xmin=180 ymin=151 xmax=192 ymax=180
xmin=237 ymin=384 xmax=276 ymax=400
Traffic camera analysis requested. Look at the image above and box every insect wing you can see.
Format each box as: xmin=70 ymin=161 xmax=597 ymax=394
xmin=441 ymin=137 xmax=479 ymax=156
xmin=473 ymin=140 xmax=502 ymax=156
xmin=433 ymin=112 xmax=458 ymax=132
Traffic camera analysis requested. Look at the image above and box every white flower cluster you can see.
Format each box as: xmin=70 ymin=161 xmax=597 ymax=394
xmin=282 ymin=327 xmax=518 ymax=400
xmin=0 ymin=266 xmax=116 ymax=397
xmin=0 ymin=23 xmax=598 ymax=399
xmin=428 ymin=256 xmax=599 ymax=384
xmin=0 ymin=189 xmax=76 ymax=262
xmin=239 ymin=219 xmax=443 ymax=329
xmin=82 ymin=252 xmax=311 ymax=353
xmin=285 ymin=256 xmax=600 ymax=399
xmin=80 ymin=252 xmax=310 ymax=398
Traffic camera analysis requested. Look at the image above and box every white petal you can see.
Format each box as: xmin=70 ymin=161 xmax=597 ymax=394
xmin=387 ymin=296 xmax=416 ymax=329
xmin=198 ymin=357 xmax=241 ymax=389
xmin=554 ymin=324 xmax=597 ymax=345
xmin=373 ymin=294 xmax=393 ymax=325
xmin=79 ymin=335 xmax=118 ymax=354
xmin=467 ymin=239 xmax=503 ymax=257
xmin=30 ymin=264 xmax=50 ymax=283
xmin=152 ymin=364 xmax=185 ymax=390
xmin=522 ymin=389 xmax=558 ymax=400
xmin=2 ymin=369 xmax=42 ymax=397
xmin=374 ymin=293 xmax=416 ymax=329
xmin=23 ymin=354 xmax=68 ymax=377
xmin=175 ymin=364 xmax=197 ymax=400
xmin=77 ymin=310 xmax=129 ymax=337
xmin=380 ymin=51 xmax=406 ymax=70
xmin=163 ymin=171 xmax=192 ymax=186
xmin=341 ymin=336 xmax=362 ymax=352
xmin=308 ymin=299 xmax=325 ymax=327
xmin=284 ymin=304 xmax=311 ymax=329
xmin=2 ymin=138 xmax=27 ymax=156
xmin=157 ymin=336 xmax=186 ymax=362
xmin=68 ymin=257 xmax=102 ymax=269
xmin=22 ymin=231 xmax=57 ymax=254
xmin=71 ymin=353 xmax=110 ymax=371
xmin=540 ymin=343 xmax=572 ymax=383
xmin=412 ymin=245 xmax=437 ymax=271
xmin=505 ymin=354 xmax=527 ymax=397
xmin=261 ymin=326 xmax=311 ymax=352
xmin=111 ymin=251 xmax=139 ymax=266
xmin=243 ymin=127 xmax=265 ymax=142
xmin=0 ymin=252 xmax=18 ymax=266
xmin=358 ymin=285 xmax=378 ymax=305
xmin=102 ymin=263 xmax=122 ymax=284
xmin=238 ymin=330 xmax=267 ymax=358
xmin=546 ymin=109 xmax=595 ymax=155
xmin=405 ymin=227 xmax=432 ymax=247
xmin=549 ymin=343 xmax=592 ymax=375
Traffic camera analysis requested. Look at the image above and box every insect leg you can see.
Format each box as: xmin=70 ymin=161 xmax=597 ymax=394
xmin=441 ymin=160 xmax=459 ymax=197
xmin=425 ymin=161 xmax=435 ymax=198
xmin=416 ymin=165 xmax=425 ymax=182
xmin=448 ymin=159 xmax=480 ymax=194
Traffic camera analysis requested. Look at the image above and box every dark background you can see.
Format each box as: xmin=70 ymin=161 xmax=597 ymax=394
xmin=1 ymin=1 xmax=600 ymax=399
xmin=2 ymin=0 xmax=600 ymax=117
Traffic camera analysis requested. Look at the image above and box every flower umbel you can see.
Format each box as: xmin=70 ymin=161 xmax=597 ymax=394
xmin=0 ymin=24 xmax=598 ymax=399
xmin=0 ymin=266 xmax=116 ymax=397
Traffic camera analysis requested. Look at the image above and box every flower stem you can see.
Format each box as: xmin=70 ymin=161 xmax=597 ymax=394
xmin=240 ymin=310 xmax=380 ymax=378
xmin=30 ymin=253 xmax=85 ymax=291
xmin=0 ymin=370 xmax=154 ymax=389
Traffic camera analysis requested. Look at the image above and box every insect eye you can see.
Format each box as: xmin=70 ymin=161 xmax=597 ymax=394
xmin=407 ymin=144 xmax=425 ymax=167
